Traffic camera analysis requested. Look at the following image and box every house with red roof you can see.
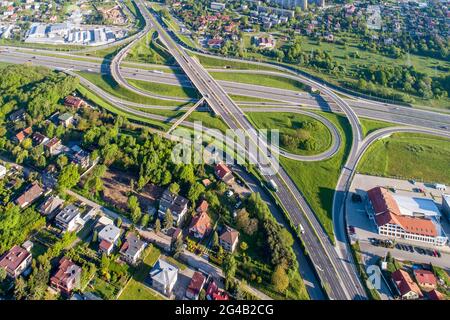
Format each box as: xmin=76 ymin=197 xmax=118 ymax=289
xmin=414 ymin=269 xmax=437 ymax=291
xmin=186 ymin=271 xmax=206 ymax=300
xmin=196 ymin=200 xmax=209 ymax=213
xmin=13 ymin=126 xmax=32 ymax=144
xmin=219 ymin=225 xmax=239 ymax=252
xmin=392 ymin=269 xmax=423 ymax=300
xmin=64 ymin=95 xmax=86 ymax=109
xmin=215 ymin=163 xmax=234 ymax=184
xmin=189 ymin=211 xmax=212 ymax=239
xmin=206 ymin=279 xmax=230 ymax=300
xmin=15 ymin=182 xmax=44 ymax=209
xmin=50 ymin=257 xmax=82 ymax=296
xmin=0 ymin=245 xmax=32 ymax=278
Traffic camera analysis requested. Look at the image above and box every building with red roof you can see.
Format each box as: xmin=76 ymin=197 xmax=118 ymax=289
xmin=0 ymin=245 xmax=32 ymax=278
xmin=99 ymin=240 xmax=114 ymax=256
xmin=428 ymin=289 xmax=444 ymax=300
xmin=189 ymin=211 xmax=212 ymax=239
xmin=50 ymin=257 xmax=81 ymax=296
xmin=392 ymin=269 xmax=423 ymax=300
xmin=186 ymin=271 xmax=206 ymax=300
xmin=214 ymin=163 xmax=234 ymax=184
xmin=13 ymin=126 xmax=32 ymax=144
xmin=196 ymin=200 xmax=209 ymax=213
xmin=206 ymin=279 xmax=230 ymax=301
xmin=414 ymin=269 xmax=437 ymax=291
xmin=15 ymin=182 xmax=44 ymax=209
xmin=367 ymin=187 xmax=447 ymax=246
xmin=64 ymin=95 xmax=86 ymax=109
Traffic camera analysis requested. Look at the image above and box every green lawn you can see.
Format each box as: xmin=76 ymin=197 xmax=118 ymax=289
xmin=194 ymin=54 xmax=280 ymax=72
xmin=118 ymin=246 xmax=164 ymax=300
xmin=75 ymin=71 xmax=187 ymax=107
xmin=187 ymin=111 xmax=229 ymax=133
xmin=230 ymin=94 xmax=279 ymax=103
xmin=280 ymin=112 xmax=353 ymax=238
xmin=358 ymin=132 xmax=450 ymax=185
xmin=125 ymin=30 xmax=175 ymax=65
xmin=210 ymin=72 xmax=306 ymax=92
xmin=246 ymin=112 xmax=333 ymax=156
xmin=127 ymin=78 xmax=199 ymax=99
xmin=76 ymin=85 xmax=171 ymax=131
xmin=87 ymin=276 xmax=120 ymax=300
xmin=360 ymin=118 xmax=397 ymax=138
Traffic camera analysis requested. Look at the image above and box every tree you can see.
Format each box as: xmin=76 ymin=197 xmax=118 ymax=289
xmin=173 ymin=236 xmax=184 ymax=258
xmin=140 ymin=214 xmax=150 ymax=228
xmin=236 ymin=209 xmax=258 ymax=236
xmin=168 ymin=182 xmax=180 ymax=194
xmin=187 ymin=182 xmax=205 ymax=204
xmin=154 ymin=218 xmax=161 ymax=233
xmin=14 ymin=276 xmax=27 ymax=300
xmin=92 ymin=230 xmax=98 ymax=243
xmin=212 ymin=231 xmax=219 ymax=249
xmin=0 ymin=267 xmax=6 ymax=282
xmin=115 ymin=217 xmax=122 ymax=228
xmin=223 ymin=254 xmax=237 ymax=289
xmin=271 ymin=265 xmax=289 ymax=293
xmin=57 ymin=163 xmax=80 ymax=190
xmin=240 ymin=241 xmax=248 ymax=252
xmin=163 ymin=209 xmax=173 ymax=229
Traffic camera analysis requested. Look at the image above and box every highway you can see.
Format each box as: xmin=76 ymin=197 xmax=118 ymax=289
xmin=1 ymin=50 xmax=449 ymax=133
xmin=118 ymin=0 xmax=368 ymax=300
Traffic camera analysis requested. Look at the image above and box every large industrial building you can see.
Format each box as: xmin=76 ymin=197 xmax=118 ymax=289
xmin=367 ymin=187 xmax=448 ymax=246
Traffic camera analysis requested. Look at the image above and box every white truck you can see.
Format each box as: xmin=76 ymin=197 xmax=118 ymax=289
xmin=298 ymin=224 xmax=305 ymax=234
xmin=269 ymin=179 xmax=278 ymax=192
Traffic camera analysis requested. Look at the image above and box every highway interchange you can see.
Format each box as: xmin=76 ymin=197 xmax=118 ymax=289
xmin=1 ymin=0 xmax=449 ymax=300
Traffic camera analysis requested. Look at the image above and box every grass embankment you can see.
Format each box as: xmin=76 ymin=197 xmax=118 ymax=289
xmin=280 ymin=112 xmax=353 ymax=238
xmin=210 ymin=72 xmax=306 ymax=92
xmin=76 ymin=71 xmax=188 ymax=108
xmin=124 ymin=30 xmax=175 ymax=65
xmin=118 ymin=246 xmax=165 ymax=300
xmin=127 ymin=78 xmax=199 ymax=99
xmin=246 ymin=112 xmax=333 ymax=156
xmin=194 ymin=54 xmax=280 ymax=72
xmin=358 ymin=132 xmax=450 ymax=185
xmin=359 ymin=118 xmax=397 ymax=138
xmin=76 ymin=85 xmax=171 ymax=131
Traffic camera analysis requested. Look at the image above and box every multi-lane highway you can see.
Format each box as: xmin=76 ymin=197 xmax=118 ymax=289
xmin=2 ymin=49 xmax=449 ymax=133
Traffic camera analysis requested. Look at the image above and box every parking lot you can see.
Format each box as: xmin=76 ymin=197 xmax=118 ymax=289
xmin=347 ymin=174 xmax=450 ymax=270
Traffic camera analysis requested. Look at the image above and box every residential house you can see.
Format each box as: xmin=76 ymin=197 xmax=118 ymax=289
xmin=149 ymin=258 xmax=178 ymax=297
xmin=15 ymin=182 xmax=44 ymax=208
xmin=214 ymin=163 xmax=234 ymax=184
xmin=392 ymin=269 xmax=423 ymax=300
xmin=98 ymin=224 xmax=121 ymax=256
xmin=13 ymin=126 xmax=32 ymax=144
xmin=186 ymin=271 xmax=206 ymax=300
xmin=50 ymin=257 xmax=81 ymax=296
xmin=256 ymin=37 xmax=275 ymax=49
xmin=8 ymin=108 xmax=26 ymax=122
xmin=0 ymin=245 xmax=32 ymax=278
xmin=54 ymin=204 xmax=81 ymax=232
xmin=32 ymin=132 xmax=49 ymax=146
xmin=38 ymin=195 xmax=64 ymax=217
xmin=196 ymin=200 xmax=209 ymax=213
xmin=428 ymin=289 xmax=444 ymax=300
xmin=69 ymin=145 xmax=91 ymax=169
xmin=158 ymin=188 xmax=189 ymax=226
xmin=0 ymin=164 xmax=6 ymax=179
xmin=120 ymin=233 xmax=145 ymax=264
xmin=64 ymin=95 xmax=86 ymax=109
xmin=189 ymin=211 xmax=212 ymax=239
xmin=219 ymin=226 xmax=239 ymax=252
xmin=414 ymin=269 xmax=437 ymax=291
xmin=207 ymin=38 xmax=223 ymax=49
xmin=206 ymin=279 xmax=229 ymax=300
xmin=44 ymin=137 xmax=62 ymax=155
xmin=58 ymin=112 xmax=74 ymax=128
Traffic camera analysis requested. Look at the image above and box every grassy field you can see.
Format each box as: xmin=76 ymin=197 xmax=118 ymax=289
xmin=76 ymin=71 xmax=188 ymax=107
xmin=358 ymin=133 xmax=450 ymax=185
xmin=118 ymin=245 xmax=165 ymax=300
xmin=246 ymin=112 xmax=333 ymax=156
xmin=194 ymin=54 xmax=280 ymax=72
xmin=77 ymin=85 xmax=171 ymax=131
xmin=187 ymin=111 xmax=230 ymax=133
xmin=280 ymin=112 xmax=353 ymax=238
xmin=359 ymin=118 xmax=397 ymax=138
xmin=230 ymin=94 xmax=279 ymax=103
xmin=210 ymin=72 xmax=307 ymax=92
xmin=124 ymin=30 xmax=175 ymax=65
xmin=127 ymin=78 xmax=199 ymax=99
